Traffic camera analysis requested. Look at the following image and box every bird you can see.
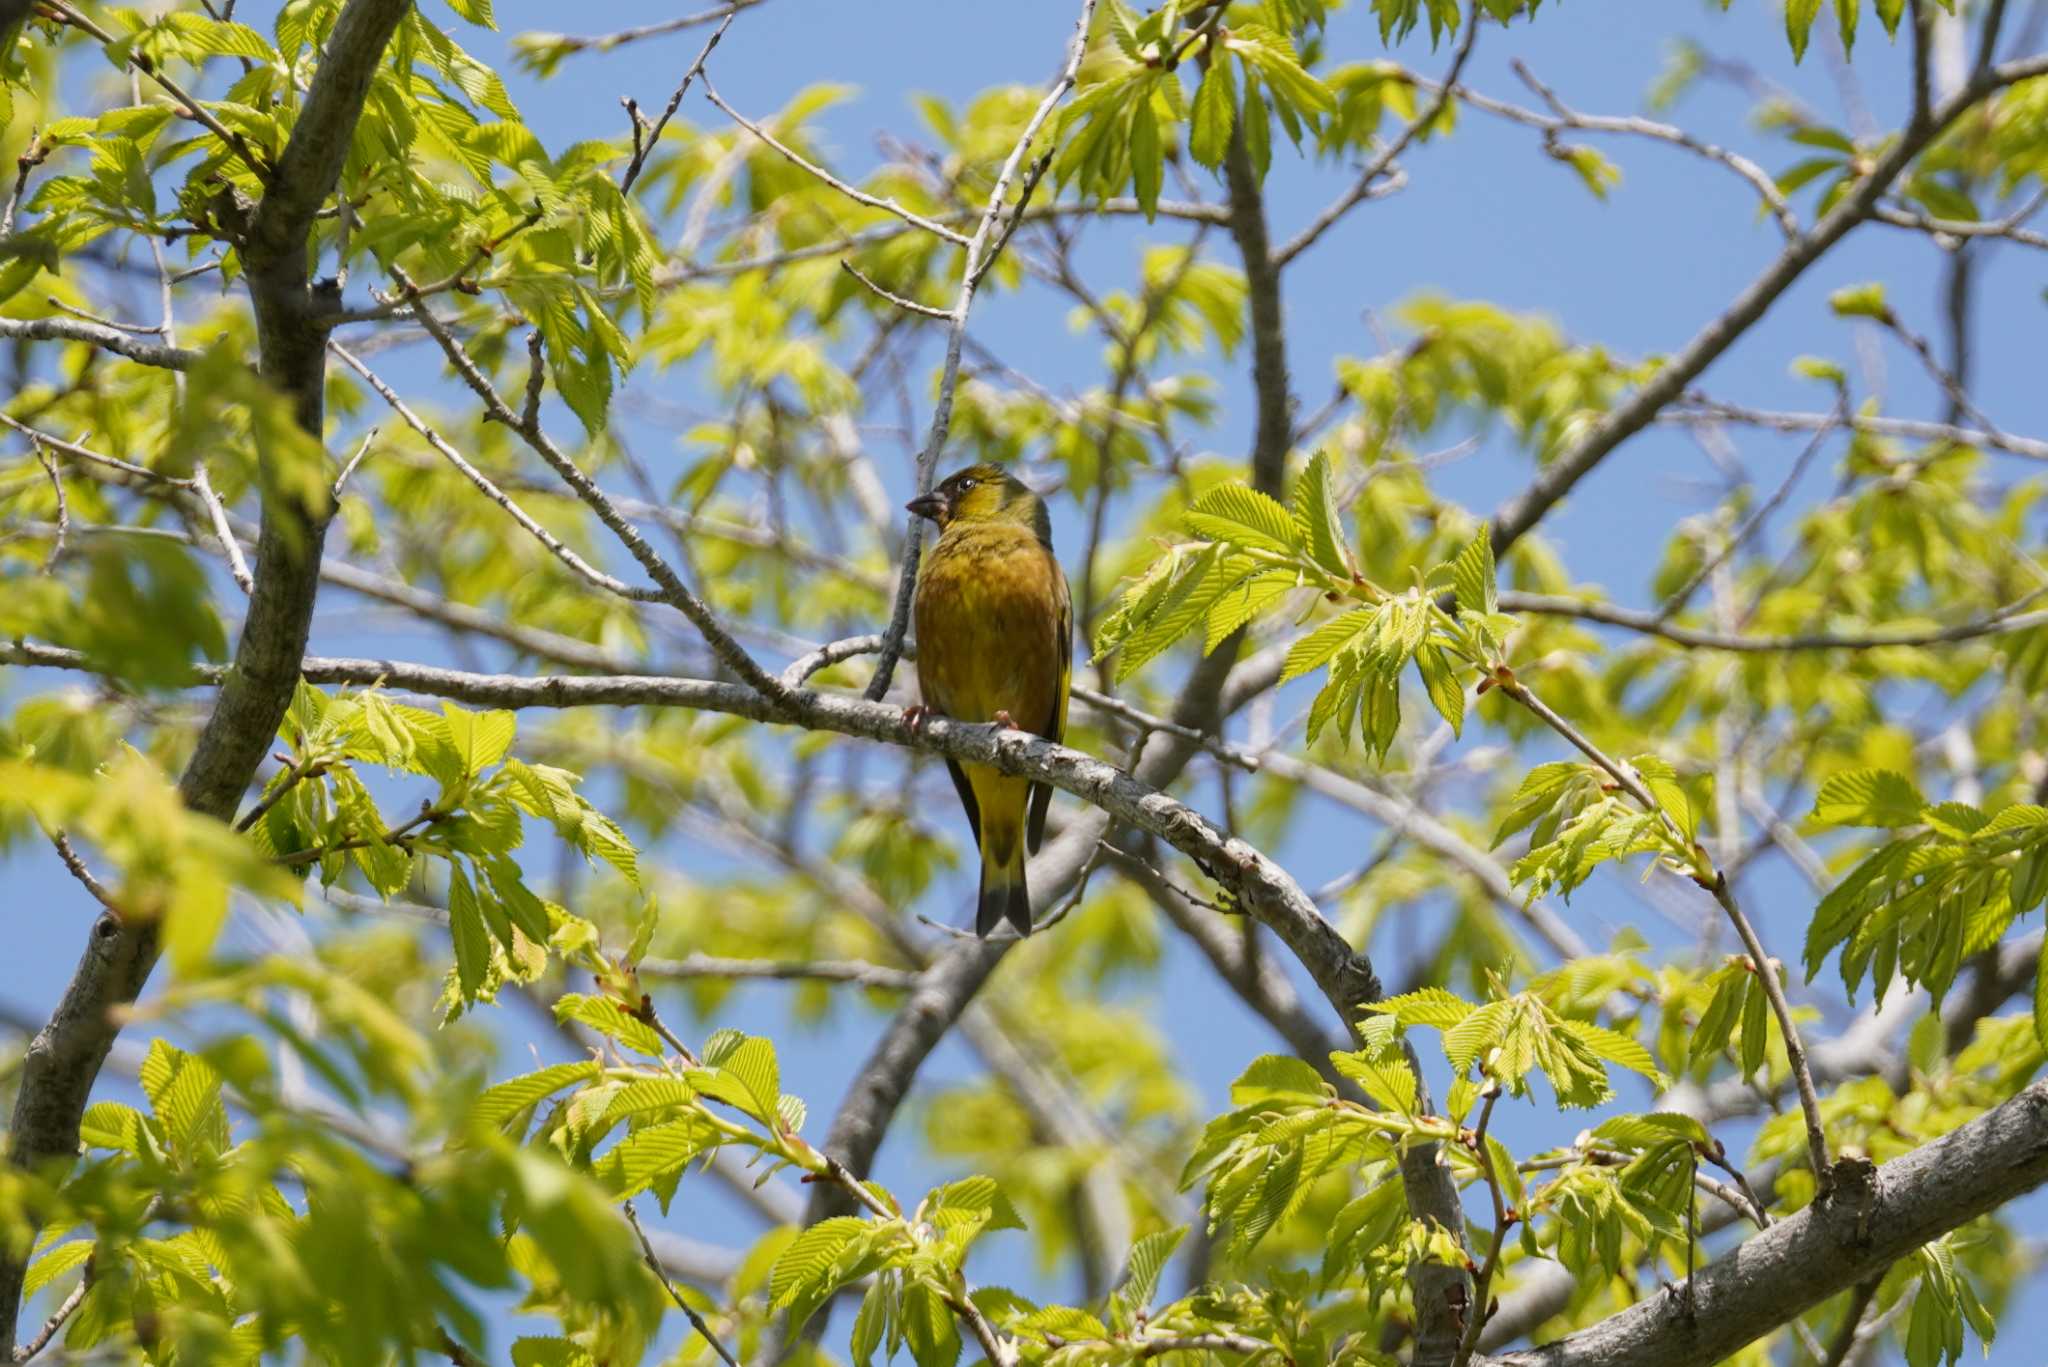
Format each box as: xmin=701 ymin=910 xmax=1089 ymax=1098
xmin=907 ymin=463 xmax=1072 ymax=937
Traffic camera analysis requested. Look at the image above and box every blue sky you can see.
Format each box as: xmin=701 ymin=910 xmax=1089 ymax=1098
xmin=5 ymin=0 xmax=2047 ymax=1361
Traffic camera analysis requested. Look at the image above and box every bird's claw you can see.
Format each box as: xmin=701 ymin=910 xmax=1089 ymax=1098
xmin=992 ymin=710 xmax=1017 ymax=729
xmin=903 ymin=703 xmax=933 ymax=732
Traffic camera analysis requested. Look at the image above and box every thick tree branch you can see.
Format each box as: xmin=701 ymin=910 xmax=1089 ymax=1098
xmin=1488 ymin=1080 xmax=2048 ymax=1367
xmin=0 ymin=0 xmax=414 ymax=1352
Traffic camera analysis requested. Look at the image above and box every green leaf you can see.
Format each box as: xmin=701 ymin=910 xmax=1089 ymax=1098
xmin=1786 ymin=0 xmax=1822 ymax=60
xmin=1185 ymin=482 xmax=1303 ymax=555
xmin=1230 ymin=1054 xmax=1328 ymax=1104
xmin=2034 ymin=932 xmax=2048 ymax=1053
xmin=1557 ymin=1020 xmax=1668 ymax=1089
xmin=1828 ymin=281 xmax=1891 ymax=320
xmin=1280 ymin=607 xmax=1376 ymax=683
xmin=722 ymin=1035 xmax=782 ymax=1126
xmin=770 ymin=1217 xmax=867 ymax=1310
xmin=1835 ymin=0 xmax=1858 ymax=53
xmin=1811 ymin=768 xmax=1925 ymax=827
xmin=1122 ymin=1226 xmax=1185 ymax=1310
xmin=471 ymin=1061 xmax=600 ymax=1129
xmin=1738 ymin=974 xmax=1770 ymax=1078
xmin=598 ymin=1117 xmax=719 ymax=1203
xmin=850 ymin=1278 xmax=891 ymax=1367
xmin=1365 ymin=986 xmax=1477 ymax=1029
xmin=1330 ymin=1048 xmax=1419 ymax=1114
xmin=1876 ymin=0 xmax=1907 ymax=36
xmin=442 ymin=702 xmax=517 ymax=778
xmin=1130 ymin=98 xmax=1162 ymax=221
xmin=553 ymin=994 xmax=665 ymax=1057
xmin=1452 ymin=525 xmax=1497 ymax=616
xmin=1291 ymin=450 xmax=1350 ymax=576
xmin=23 ymin=1241 xmax=93 ymax=1301
xmin=1190 ymin=55 xmax=1237 ymax=169
xmin=1416 ymin=645 xmax=1465 ymax=737
xmin=443 ymin=0 xmax=496 ymax=28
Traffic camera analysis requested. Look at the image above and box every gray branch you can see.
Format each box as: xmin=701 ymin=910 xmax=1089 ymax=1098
xmin=0 ymin=0 xmax=414 ymax=1351
xmin=1486 ymin=51 xmax=2048 ymax=558
xmin=1488 ymin=1080 xmax=2048 ymax=1367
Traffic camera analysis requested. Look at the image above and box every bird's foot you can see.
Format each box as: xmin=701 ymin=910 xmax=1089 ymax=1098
xmin=902 ymin=703 xmax=933 ymax=732
xmin=992 ymin=709 xmax=1017 ymax=729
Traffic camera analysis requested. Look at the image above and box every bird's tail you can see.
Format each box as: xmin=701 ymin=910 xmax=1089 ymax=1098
xmin=977 ymin=833 xmax=1032 ymax=938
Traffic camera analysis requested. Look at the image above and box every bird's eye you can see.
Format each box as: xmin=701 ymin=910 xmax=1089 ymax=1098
xmin=957 ymin=478 xmax=978 ymax=491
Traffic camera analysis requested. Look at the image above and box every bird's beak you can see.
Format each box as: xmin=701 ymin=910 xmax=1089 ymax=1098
xmin=905 ymin=492 xmax=947 ymax=522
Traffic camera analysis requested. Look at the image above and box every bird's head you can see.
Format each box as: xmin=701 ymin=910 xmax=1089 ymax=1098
xmin=906 ymin=463 xmax=1051 ymax=544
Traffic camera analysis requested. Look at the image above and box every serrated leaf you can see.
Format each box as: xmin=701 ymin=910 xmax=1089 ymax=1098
xmin=1190 ymin=55 xmax=1237 ymax=169
xmin=1416 ymin=645 xmax=1465 ymax=737
xmin=553 ymin=994 xmax=665 ymax=1057
xmin=720 ymin=1035 xmax=781 ymax=1125
xmin=1291 ymin=450 xmax=1350 ymax=576
xmin=23 ymin=1241 xmax=93 ymax=1301
xmin=1738 ymin=974 xmax=1770 ymax=1078
xmin=599 ymin=1117 xmax=718 ymax=1202
xmin=442 ymin=702 xmax=517 ymax=778
xmin=1787 ymin=0 xmax=1822 ymax=60
xmin=1451 ymin=525 xmax=1497 ymax=616
xmin=1123 ymin=1226 xmax=1185 ymax=1310
xmin=1281 ymin=607 xmax=1376 ymax=683
xmin=1558 ymin=1019 xmax=1668 ymax=1089
xmin=472 ymin=1060 xmax=601 ymax=1129
xmin=2034 ymin=933 xmax=2048 ymax=1053
xmin=1811 ymin=768 xmax=1925 ymax=827
xmin=1364 ymin=986 xmax=1477 ymax=1029
xmin=770 ymin=1217 xmax=867 ymax=1310
xmin=1185 ymin=482 xmax=1303 ymax=555
xmin=1330 ymin=1049 xmax=1418 ymax=1114
xmin=1230 ymin=1054 xmax=1328 ymax=1104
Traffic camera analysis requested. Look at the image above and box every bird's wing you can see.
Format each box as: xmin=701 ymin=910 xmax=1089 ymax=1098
xmin=1026 ymin=554 xmax=1072 ymax=854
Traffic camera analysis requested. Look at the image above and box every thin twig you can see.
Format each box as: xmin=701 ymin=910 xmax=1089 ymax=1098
xmin=14 ymin=1259 xmax=92 ymax=1362
xmin=619 ymin=12 xmax=735 ymax=196
xmin=331 ymin=428 xmax=378 ymax=498
xmin=1653 ymin=400 xmax=1843 ymax=621
xmin=327 ymin=341 xmax=659 ymax=603
xmin=1502 ymin=585 xmax=2048 ymax=652
xmin=1275 ymin=6 xmax=1479 ymax=266
xmin=700 ymin=76 xmax=971 ymax=247
xmin=396 ymin=291 xmax=795 ymax=705
xmin=532 ymin=3 xmax=759 ymax=59
xmin=189 ymin=463 xmax=253 ymax=594
xmin=637 ymin=954 xmax=920 ymax=990
xmin=34 ymin=446 xmax=65 ymax=575
xmin=1668 ymin=394 xmax=2048 ymax=463
xmin=1497 ymin=58 xmax=1797 ymax=237
xmin=235 ymin=754 xmax=319 ymax=834
xmin=1452 ymin=1085 xmax=1509 ymax=1367
xmin=48 ymin=832 xmax=120 ymax=916
xmin=839 ymin=260 xmax=953 ymax=319
xmin=623 ymin=1202 xmax=742 ymax=1367
xmin=864 ymin=0 xmax=1100 ymax=701
xmin=1497 ymin=678 xmax=1834 ymax=1189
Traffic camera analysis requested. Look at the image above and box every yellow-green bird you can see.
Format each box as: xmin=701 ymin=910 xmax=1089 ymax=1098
xmin=908 ymin=463 xmax=1072 ymax=937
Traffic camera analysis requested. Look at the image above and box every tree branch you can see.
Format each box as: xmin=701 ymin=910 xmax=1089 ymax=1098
xmin=0 ymin=0 xmax=415 ymax=1352
xmin=0 ymin=316 xmax=200 ymax=369
xmin=1488 ymin=1080 xmax=2048 ymax=1367
xmin=1485 ymin=52 xmax=2048 ymax=558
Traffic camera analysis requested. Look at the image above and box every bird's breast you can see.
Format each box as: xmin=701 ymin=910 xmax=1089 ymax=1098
xmin=913 ymin=527 xmax=1065 ymax=728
